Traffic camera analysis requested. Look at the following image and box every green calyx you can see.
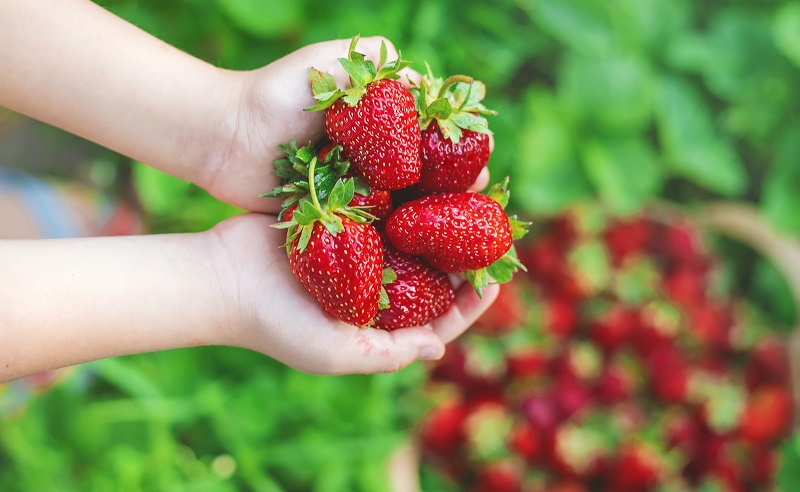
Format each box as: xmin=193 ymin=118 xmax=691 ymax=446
xmin=466 ymin=177 xmax=531 ymax=297
xmin=262 ymin=140 xmax=372 ymax=221
xmin=305 ymin=35 xmax=413 ymax=111
xmin=270 ymin=146 xmax=376 ymax=253
xmin=412 ymin=63 xmax=498 ymax=143
xmin=379 ymin=268 xmax=397 ymax=311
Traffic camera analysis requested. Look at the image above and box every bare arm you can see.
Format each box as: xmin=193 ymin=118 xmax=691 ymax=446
xmin=0 ymin=216 xmax=499 ymax=382
xmin=0 ymin=0 xmax=238 ymax=189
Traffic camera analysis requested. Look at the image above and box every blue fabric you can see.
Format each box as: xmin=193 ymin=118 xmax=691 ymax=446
xmin=0 ymin=168 xmax=82 ymax=238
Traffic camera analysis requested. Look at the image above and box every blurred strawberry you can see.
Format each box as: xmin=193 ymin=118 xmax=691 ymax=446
xmin=522 ymin=393 xmax=562 ymax=435
xmin=658 ymin=221 xmax=702 ymax=265
xmin=607 ymin=442 xmax=663 ymax=492
xmin=419 ymin=400 xmax=469 ymax=456
xmin=644 ymin=346 xmax=689 ymax=404
xmin=472 ymin=461 xmax=522 ymax=492
xmin=519 ymin=236 xmax=565 ymax=282
xmin=507 ymin=349 xmax=550 ymax=380
xmin=603 ymin=216 xmax=653 ymax=265
xmin=588 ymin=306 xmax=640 ymax=353
xmin=554 ymin=377 xmax=592 ymax=420
xmin=595 ymin=357 xmax=641 ymax=404
xmin=663 ymin=263 xmax=708 ymax=308
xmin=745 ymin=337 xmax=790 ymax=391
xmin=509 ymin=424 xmax=542 ymax=463
xmin=473 ymin=279 xmax=528 ymax=335
xmin=749 ymin=447 xmax=778 ymax=484
xmin=544 ymin=297 xmax=579 ymax=341
xmin=739 ymin=385 xmax=794 ymax=445
xmin=687 ymin=302 xmax=734 ymax=352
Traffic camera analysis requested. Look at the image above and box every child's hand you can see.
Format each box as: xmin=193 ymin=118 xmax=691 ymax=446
xmin=208 ymin=213 xmax=499 ymax=374
xmin=199 ymin=36 xmax=489 ymax=213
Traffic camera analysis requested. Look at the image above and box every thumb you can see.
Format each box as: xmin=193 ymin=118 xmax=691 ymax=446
xmin=322 ymin=325 xmax=445 ymax=375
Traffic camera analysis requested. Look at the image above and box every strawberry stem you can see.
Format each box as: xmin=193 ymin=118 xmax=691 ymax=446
xmin=437 ymin=75 xmax=474 ymax=98
xmin=307 ymin=157 xmax=323 ymax=211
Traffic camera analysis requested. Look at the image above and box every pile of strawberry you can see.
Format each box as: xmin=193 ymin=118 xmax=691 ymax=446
xmin=266 ymin=37 xmax=527 ymax=329
xmin=419 ymin=204 xmax=795 ymax=491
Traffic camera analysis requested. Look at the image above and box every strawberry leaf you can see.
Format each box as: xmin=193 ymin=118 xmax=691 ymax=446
xmin=327 ymin=178 xmax=356 ymax=212
xmin=426 ymin=97 xmax=454 ymax=120
xmin=509 ymin=215 xmax=531 ymax=240
xmin=465 ymin=268 xmax=490 ymax=298
xmin=487 ymin=247 xmax=527 ymax=282
xmin=309 ymin=68 xmax=339 ymax=97
xmin=437 ymin=119 xmax=463 ymax=143
xmin=382 ymin=267 xmax=397 ymax=284
xmin=486 ymin=177 xmax=511 ymax=207
xmin=450 ymin=113 xmax=491 ymax=134
xmin=378 ymin=41 xmax=387 ymax=71
xmin=379 ymin=286 xmax=390 ymax=310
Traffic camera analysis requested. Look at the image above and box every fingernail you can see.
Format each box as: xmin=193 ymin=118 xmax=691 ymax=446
xmin=419 ymin=346 xmax=442 ymax=360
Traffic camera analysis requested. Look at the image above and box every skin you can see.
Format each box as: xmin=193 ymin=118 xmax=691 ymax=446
xmin=0 ymin=0 xmax=498 ymax=382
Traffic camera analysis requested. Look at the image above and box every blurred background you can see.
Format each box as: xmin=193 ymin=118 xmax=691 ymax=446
xmin=1 ymin=0 xmax=800 ymax=490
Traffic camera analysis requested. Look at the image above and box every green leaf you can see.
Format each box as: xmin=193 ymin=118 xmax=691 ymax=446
xmin=558 ymin=51 xmax=653 ymax=134
xmin=509 ymin=216 xmax=531 ymax=241
xmin=486 ymin=177 xmax=510 ymax=208
xmin=132 ymin=162 xmax=192 ymax=215
xmin=763 ymin=125 xmax=800 ymax=234
xmin=382 ymin=268 xmax=397 ymax=285
xmin=326 ymin=179 xmax=355 ymax=212
xmin=465 ymin=268 xmax=490 ymax=297
xmin=581 ymin=137 xmax=663 ymax=215
xmin=512 ymin=88 xmax=592 ymax=215
xmin=215 ymin=0 xmax=301 ymax=38
xmin=308 ymin=68 xmax=338 ymax=98
xmin=774 ymin=3 xmax=800 ymax=68
xmin=655 ymin=76 xmax=747 ymax=196
xmin=485 ymin=248 xmax=526 ymax=284
xmin=425 ymin=97 xmax=453 ymax=120
xmin=779 ymin=434 xmax=800 ymax=490
xmin=525 ymin=0 xmax=616 ymax=55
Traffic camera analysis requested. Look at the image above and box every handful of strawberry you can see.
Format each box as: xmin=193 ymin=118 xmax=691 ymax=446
xmin=264 ymin=36 xmax=528 ymax=330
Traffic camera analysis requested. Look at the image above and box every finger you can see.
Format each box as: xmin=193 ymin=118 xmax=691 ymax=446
xmin=322 ymin=325 xmax=446 ymax=375
xmin=429 ymin=282 xmax=500 ymax=344
xmin=469 ymin=167 xmax=490 ymax=192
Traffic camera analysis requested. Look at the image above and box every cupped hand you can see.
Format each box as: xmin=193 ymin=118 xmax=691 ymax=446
xmin=208 ymin=213 xmax=499 ymax=375
xmin=200 ymin=36 xmax=417 ymax=213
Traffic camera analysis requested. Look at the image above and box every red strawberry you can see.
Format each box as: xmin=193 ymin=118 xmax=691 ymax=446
xmin=663 ymin=263 xmax=708 ymax=308
xmin=473 ymin=279 xmax=528 ymax=335
xmin=273 ymin=156 xmax=384 ymax=325
xmin=603 ymin=216 xmax=653 ymax=265
xmin=519 ymin=235 xmax=565 ymax=282
xmin=412 ymin=70 xmax=496 ymax=194
xmin=420 ymin=400 xmax=469 ymax=456
xmin=544 ymin=297 xmax=579 ymax=340
xmin=588 ymin=306 xmax=640 ymax=353
xmin=687 ymin=302 xmax=734 ymax=352
xmin=288 ymin=215 xmax=383 ymax=326
xmin=745 ymin=337 xmax=790 ymax=391
xmin=472 ymin=462 xmax=522 ymax=492
xmin=522 ymin=393 xmax=562 ymax=434
xmin=509 ymin=424 xmax=542 ymax=462
xmin=739 ymin=385 xmax=793 ymax=445
xmin=506 ymin=349 xmax=550 ymax=380
xmin=307 ymin=37 xmax=420 ymax=190
xmin=373 ymin=243 xmax=454 ymax=330
xmin=417 ymin=119 xmax=491 ymax=193
xmin=385 ymin=178 xmax=529 ymax=293
xmin=607 ymin=442 xmax=663 ymax=491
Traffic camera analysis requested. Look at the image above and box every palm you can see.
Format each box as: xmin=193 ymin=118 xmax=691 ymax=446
xmin=211 ymin=213 xmax=498 ymax=375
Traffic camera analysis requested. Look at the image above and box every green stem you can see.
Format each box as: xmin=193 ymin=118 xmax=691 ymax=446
xmin=307 ymin=157 xmax=323 ymax=211
xmin=438 ymin=75 xmax=474 ymax=97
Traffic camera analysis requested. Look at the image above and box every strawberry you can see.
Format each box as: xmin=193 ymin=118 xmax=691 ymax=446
xmin=385 ymin=178 xmax=529 ymax=294
xmin=272 ymin=153 xmax=384 ymax=325
xmin=509 ymin=424 xmax=542 ymax=462
xmin=472 ymin=462 xmax=522 ymax=492
xmin=588 ymin=306 xmax=639 ymax=353
xmin=744 ymin=336 xmax=790 ymax=391
xmin=373 ymin=242 xmax=454 ymax=330
xmin=739 ymin=385 xmax=793 ymax=445
xmin=412 ymin=68 xmax=496 ymax=194
xmin=607 ymin=442 xmax=663 ymax=491
xmin=306 ymin=36 xmax=420 ymax=190
xmin=420 ymin=400 xmax=469 ymax=456
xmin=473 ymin=279 xmax=528 ymax=335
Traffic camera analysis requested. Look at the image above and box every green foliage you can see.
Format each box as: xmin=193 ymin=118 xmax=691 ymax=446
xmin=1 ymin=350 xmax=427 ymax=492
